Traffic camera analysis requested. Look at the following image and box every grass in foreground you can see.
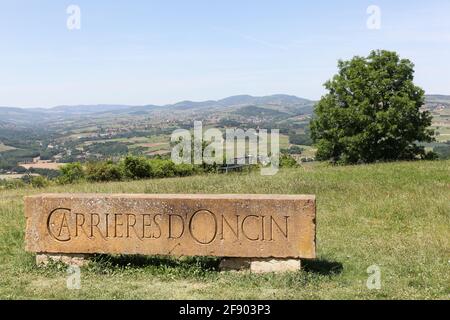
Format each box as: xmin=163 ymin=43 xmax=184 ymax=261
xmin=0 ymin=161 xmax=449 ymax=299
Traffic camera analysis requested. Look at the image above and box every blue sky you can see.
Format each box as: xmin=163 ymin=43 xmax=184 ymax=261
xmin=1 ymin=0 xmax=449 ymax=107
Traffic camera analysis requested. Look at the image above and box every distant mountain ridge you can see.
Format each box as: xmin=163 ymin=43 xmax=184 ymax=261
xmin=1 ymin=94 xmax=449 ymax=126
xmin=0 ymin=94 xmax=316 ymax=125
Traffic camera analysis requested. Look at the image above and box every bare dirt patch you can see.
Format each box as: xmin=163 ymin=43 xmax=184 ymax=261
xmin=20 ymin=162 xmax=63 ymax=170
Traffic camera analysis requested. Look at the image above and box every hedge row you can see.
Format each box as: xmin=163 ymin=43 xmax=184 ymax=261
xmin=58 ymin=156 xmax=201 ymax=184
xmin=1 ymin=154 xmax=299 ymax=189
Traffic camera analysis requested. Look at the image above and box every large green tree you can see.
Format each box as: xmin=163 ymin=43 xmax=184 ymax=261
xmin=310 ymin=50 xmax=434 ymax=164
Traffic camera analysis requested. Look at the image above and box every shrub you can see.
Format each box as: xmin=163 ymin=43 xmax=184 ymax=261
xmin=285 ymin=145 xmax=304 ymax=155
xmin=58 ymin=162 xmax=85 ymax=184
xmin=174 ymin=163 xmax=196 ymax=177
xmin=122 ymin=156 xmax=152 ymax=179
xmin=423 ymin=152 xmax=439 ymax=161
xmin=29 ymin=176 xmax=50 ymax=188
xmin=0 ymin=179 xmax=26 ymax=190
xmin=85 ymin=161 xmax=123 ymax=182
xmin=149 ymin=159 xmax=175 ymax=178
xmin=280 ymin=154 xmax=299 ymax=168
xmin=200 ymin=162 xmax=220 ymax=174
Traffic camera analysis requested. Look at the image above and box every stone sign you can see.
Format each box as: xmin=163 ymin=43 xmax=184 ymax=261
xmin=25 ymin=194 xmax=316 ymax=261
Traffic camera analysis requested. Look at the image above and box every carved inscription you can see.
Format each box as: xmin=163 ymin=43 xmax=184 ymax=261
xmin=25 ymin=194 xmax=316 ymax=259
xmin=47 ymin=208 xmax=290 ymax=244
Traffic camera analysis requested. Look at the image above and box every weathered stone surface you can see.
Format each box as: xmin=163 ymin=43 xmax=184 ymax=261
xmin=25 ymin=194 xmax=316 ymax=259
xmin=36 ymin=253 xmax=90 ymax=267
xmin=219 ymin=258 xmax=252 ymax=271
xmin=250 ymin=259 xmax=301 ymax=273
xmin=220 ymin=258 xmax=301 ymax=273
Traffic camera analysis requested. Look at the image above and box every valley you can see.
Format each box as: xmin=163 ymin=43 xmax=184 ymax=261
xmin=1 ymin=94 xmax=449 ymax=178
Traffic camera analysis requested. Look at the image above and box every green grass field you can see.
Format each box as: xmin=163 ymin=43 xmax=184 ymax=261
xmin=0 ymin=161 xmax=449 ymax=300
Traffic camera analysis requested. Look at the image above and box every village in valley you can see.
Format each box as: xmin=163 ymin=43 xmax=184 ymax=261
xmin=1 ymin=94 xmax=449 ymax=183
xmin=0 ymin=94 xmax=320 ymax=182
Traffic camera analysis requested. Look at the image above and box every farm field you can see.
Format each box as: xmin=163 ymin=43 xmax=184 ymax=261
xmin=19 ymin=162 xmax=63 ymax=170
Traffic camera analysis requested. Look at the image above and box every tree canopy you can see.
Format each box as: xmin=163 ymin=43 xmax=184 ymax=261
xmin=310 ymin=50 xmax=434 ymax=164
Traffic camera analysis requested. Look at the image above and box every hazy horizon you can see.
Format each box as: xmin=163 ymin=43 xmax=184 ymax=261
xmin=3 ymin=91 xmax=450 ymax=110
xmin=3 ymin=93 xmax=317 ymax=109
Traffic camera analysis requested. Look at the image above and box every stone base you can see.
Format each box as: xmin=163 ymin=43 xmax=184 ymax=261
xmin=219 ymin=258 xmax=301 ymax=273
xmin=36 ymin=253 xmax=91 ymax=267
